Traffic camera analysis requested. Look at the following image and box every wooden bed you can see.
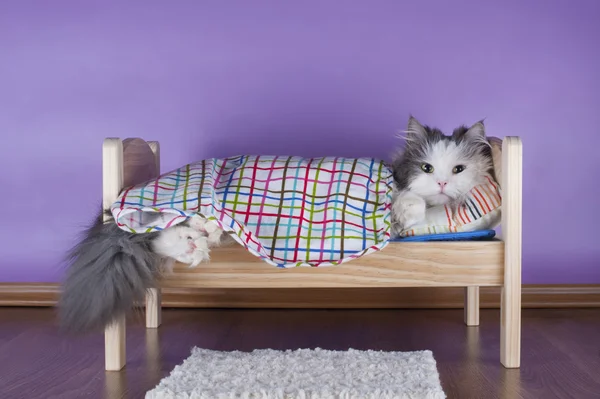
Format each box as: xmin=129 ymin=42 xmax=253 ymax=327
xmin=102 ymin=136 xmax=522 ymax=371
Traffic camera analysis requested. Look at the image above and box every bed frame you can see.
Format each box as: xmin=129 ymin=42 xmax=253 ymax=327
xmin=102 ymin=136 xmax=522 ymax=371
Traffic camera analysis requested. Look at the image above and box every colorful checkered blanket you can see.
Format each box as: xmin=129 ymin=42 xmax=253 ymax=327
xmin=111 ymin=156 xmax=394 ymax=268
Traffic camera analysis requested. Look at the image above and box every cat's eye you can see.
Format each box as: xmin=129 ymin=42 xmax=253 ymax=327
xmin=453 ymin=165 xmax=466 ymax=174
xmin=421 ymin=163 xmax=434 ymax=173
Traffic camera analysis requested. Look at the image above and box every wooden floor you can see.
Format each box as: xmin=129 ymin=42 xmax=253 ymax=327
xmin=0 ymin=308 xmax=599 ymax=398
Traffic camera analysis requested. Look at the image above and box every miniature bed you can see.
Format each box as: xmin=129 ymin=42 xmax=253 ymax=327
xmin=102 ymin=135 xmax=522 ymax=371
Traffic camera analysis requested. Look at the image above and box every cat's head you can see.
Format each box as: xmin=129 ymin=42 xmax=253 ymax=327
xmin=392 ymin=116 xmax=494 ymax=206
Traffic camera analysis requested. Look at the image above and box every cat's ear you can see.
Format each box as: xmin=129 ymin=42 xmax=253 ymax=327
xmin=463 ymin=120 xmax=486 ymax=141
xmin=452 ymin=120 xmax=487 ymax=143
xmin=404 ymin=115 xmax=428 ymax=144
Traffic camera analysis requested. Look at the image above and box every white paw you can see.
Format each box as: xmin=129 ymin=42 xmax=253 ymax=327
xmin=152 ymin=226 xmax=211 ymax=267
xmin=401 ymin=197 xmax=427 ymax=227
xmin=392 ymin=191 xmax=427 ymax=230
xmin=176 ymin=236 xmax=210 ymax=267
xmin=188 ymin=216 xmax=223 ymax=240
xmin=188 ymin=215 xmax=224 ymax=246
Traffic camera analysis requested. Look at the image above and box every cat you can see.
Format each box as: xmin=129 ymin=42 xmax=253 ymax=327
xmin=390 ymin=116 xmax=494 ymax=236
xmin=59 ymin=117 xmax=493 ymax=333
xmin=58 ymin=211 xmax=227 ymax=333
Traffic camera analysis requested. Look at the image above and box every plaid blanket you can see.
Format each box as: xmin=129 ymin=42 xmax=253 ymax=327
xmin=111 ymin=156 xmax=394 ymax=268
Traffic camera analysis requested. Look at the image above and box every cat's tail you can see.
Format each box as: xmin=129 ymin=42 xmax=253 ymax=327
xmin=58 ymin=211 xmax=162 ymax=333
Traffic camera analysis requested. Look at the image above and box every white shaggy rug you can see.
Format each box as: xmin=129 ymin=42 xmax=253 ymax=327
xmin=146 ymin=347 xmax=446 ymax=399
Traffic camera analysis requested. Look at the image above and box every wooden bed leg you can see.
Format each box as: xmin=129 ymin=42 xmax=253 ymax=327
xmin=105 ymin=315 xmax=126 ymax=371
xmin=500 ymin=136 xmax=522 ymax=369
xmin=103 ymin=138 xmax=125 ymax=371
xmin=464 ymin=286 xmax=480 ymax=326
xmin=145 ymin=140 xmax=163 ymax=329
xmin=146 ymin=288 xmax=162 ymax=328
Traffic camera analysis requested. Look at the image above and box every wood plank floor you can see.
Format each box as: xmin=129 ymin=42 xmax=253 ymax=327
xmin=0 ymin=307 xmax=599 ymax=398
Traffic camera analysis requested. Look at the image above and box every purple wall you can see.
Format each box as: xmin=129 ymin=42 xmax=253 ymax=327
xmin=1 ymin=1 xmax=599 ymax=283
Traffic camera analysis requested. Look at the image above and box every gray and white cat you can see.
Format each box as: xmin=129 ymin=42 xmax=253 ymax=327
xmin=390 ymin=116 xmax=494 ymax=235
xmin=59 ymin=116 xmax=494 ymax=333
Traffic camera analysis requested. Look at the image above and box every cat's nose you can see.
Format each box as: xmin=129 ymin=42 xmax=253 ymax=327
xmin=437 ymin=181 xmax=447 ymax=191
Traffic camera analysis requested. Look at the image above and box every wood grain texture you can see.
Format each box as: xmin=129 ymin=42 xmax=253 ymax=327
xmin=464 ymin=286 xmax=480 ymax=326
xmin=1 ymin=308 xmax=599 ymax=399
xmin=101 ymin=138 xmax=123 ymax=217
xmin=104 ymin=315 xmax=126 ymax=371
xmin=145 ymin=141 xmax=162 ymax=329
xmin=102 ymin=138 xmax=127 ymax=371
xmin=145 ymin=288 xmax=161 ymax=328
xmin=147 ymin=140 xmax=161 ymax=175
xmin=2 ymin=283 xmax=600 ymax=308
xmin=121 ymin=138 xmax=157 ymax=188
xmin=161 ymin=241 xmax=505 ymax=288
xmin=500 ymin=136 xmax=523 ymax=368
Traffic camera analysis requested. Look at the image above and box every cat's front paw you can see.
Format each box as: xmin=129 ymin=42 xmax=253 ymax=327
xmin=392 ymin=192 xmax=427 ymax=231
xmin=178 ymin=235 xmax=210 ymax=267
xmin=188 ymin=215 xmax=224 ymax=246
xmin=152 ymin=226 xmax=211 ymax=267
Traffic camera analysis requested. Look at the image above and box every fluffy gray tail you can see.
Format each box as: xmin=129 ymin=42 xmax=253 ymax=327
xmin=58 ymin=212 xmax=162 ymax=333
